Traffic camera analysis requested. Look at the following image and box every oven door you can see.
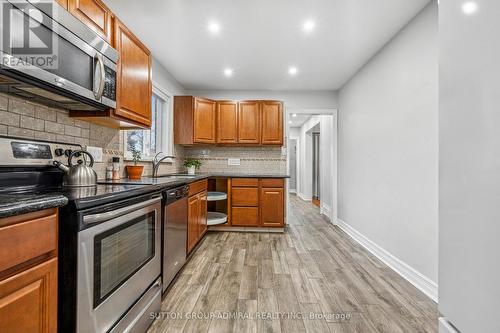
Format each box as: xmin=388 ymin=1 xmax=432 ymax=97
xmin=77 ymin=197 xmax=161 ymax=333
xmin=0 ymin=0 xmax=117 ymax=110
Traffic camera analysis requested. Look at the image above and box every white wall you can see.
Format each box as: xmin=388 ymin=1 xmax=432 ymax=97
xmin=337 ymin=1 xmax=438 ymax=288
xmin=186 ymin=90 xmax=338 ymax=109
xmin=152 ymin=57 xmax=186 ymax=95
xmin=439 ymin=0 xmax=500 ymax=332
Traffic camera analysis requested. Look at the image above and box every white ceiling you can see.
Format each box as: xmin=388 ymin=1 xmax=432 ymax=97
xmin=289 ymin=114 xmax=312 ymax=128
xmin=104 ymin=0 xmax=430 ymax=90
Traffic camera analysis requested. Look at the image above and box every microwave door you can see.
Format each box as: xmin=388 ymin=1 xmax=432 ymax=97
xmin=1 ymin=0 xmax=116 ymax=109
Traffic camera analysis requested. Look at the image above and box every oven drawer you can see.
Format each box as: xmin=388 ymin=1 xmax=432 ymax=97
xmin=0 ymin=208 xmax=57 ymax=273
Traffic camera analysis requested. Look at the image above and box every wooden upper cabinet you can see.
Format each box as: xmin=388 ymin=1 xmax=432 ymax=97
xmin=238 ymin=101 xmax=260 ymax=144
xmin=113 ymin=17 xmax=152 ymax=127
xmin=216 ymin=101 xmax=238 ymax=144
xmin=194 ymin=98 xmax=216 ymax=144
xmin=67 ymin=0 xmax=112 ymax=42
xmin=260 ymin=187 xmax=284 ymax=227
xmin=261 ymin=101 xmax=283 ymax=145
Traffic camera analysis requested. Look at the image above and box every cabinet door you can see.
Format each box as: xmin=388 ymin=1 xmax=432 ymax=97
xmin=238 ymin=101 xmax=260 ymax=144
xmin=56 ymin=0 xmax=68 ymax=9
xmin=113 ymin=18 xmax=152 ymax=127
xmin=68 ymin=0 xmax=112 ymax=41
xmin=261 ymin=101 xmax=283 ymax=145
xmin=198 ymin=191 xmax=208 ymax=237
xmin=232 ymin=207 xmax=259 ymax=227
xmin=260 ymin=187 xmax=284 ymax=227
xmin=216 ymin=101 xmax=238 ymax=144
xmin=193 ymin=98 xmax=216 ymax=143
xmin=0 ymin=258 xmax=57 ymax=333
xmin=187 ymin=195 xmax=200 ymax=253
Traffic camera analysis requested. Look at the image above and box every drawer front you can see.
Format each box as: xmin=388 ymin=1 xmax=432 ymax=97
xmin=231 ymin=178 xmax=259 ymax=187
xmin=231 ymin=207 xmax=259 ymax=227
xmin=0 ymin=209 xmax=57 ymax=273
xmin=189 ymin=179 xmax=208 ymax=196
xmin=260 ymin=178 xmax=284 ymax=188
xmin=231 ymin=188 xmax=259 ymax=207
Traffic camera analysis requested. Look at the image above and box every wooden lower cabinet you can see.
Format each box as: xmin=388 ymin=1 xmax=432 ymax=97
xmin=232 ymin=207 xmax=259 ymax=227
xmin=187 ymin=180 xmax=208 ymax=253
xmin=0 ymin=258 xmax=58 ymax=333
xmin=229 ymin=178 xmax=285 ymax=228
xmin=260 ymin=187 xmax=284 ymax=227
xmin=0 ymin=208 xmax=58 ymax=333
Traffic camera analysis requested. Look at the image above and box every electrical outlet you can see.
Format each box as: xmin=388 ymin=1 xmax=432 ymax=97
xmin=227 ymin=158 xmax=241 ymax=166
xmin=86 ymin=146 xmax=103 ymax=162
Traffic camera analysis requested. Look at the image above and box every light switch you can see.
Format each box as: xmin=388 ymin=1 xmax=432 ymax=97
xmin=228 ymin=158 xmax=241 ymax=166
xmin=86 ymin=146 xmax=103 ymax=162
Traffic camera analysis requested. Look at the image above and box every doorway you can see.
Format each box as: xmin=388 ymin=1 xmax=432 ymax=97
xmin=286 ymin=109 xmax=338 ymax=222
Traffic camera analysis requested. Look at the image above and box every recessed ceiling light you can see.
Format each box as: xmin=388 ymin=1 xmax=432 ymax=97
xmin=303 ymin=20 xmax=315 ymax=33
xmin=288 ymin=67 xmax=298 ymax=76
xmin=292 ymin=113 xmax=297 ymax=117
xmin=208 ymin=21 xmax=220 ymax=34
xmin=223 ymin=68 xmax=233 ymax=77
xmin=289 ymin=120 xmax=293 ymax=124
xmin=462 ymin=2 xmax=478 ymax=15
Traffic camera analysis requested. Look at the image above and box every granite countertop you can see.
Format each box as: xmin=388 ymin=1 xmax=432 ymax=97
xmin=0 ymin=193 xmax=68 ymax=219
xmin=0 ymin=172 xmax=289 ymax=218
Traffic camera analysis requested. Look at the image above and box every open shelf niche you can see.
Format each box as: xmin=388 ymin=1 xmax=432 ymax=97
xmin=207 ymin=178 xmax=229 ymax=226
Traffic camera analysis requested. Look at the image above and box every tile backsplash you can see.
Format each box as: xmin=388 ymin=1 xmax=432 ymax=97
xmin=1 ymin=92 xmax=287 ymax=178
xmin=183 ymin=146 xmax=287 ymax=174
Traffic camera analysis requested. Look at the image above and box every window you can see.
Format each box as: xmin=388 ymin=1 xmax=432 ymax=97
xmin=124 ymin=86 xmax=172 ymax=160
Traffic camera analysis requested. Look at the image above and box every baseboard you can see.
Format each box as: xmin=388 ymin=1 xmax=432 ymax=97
xmin=320 ymin=204 xmax=332 ymax=221
xmin=336 ymin=219 xmax=438 ymax=302
xmin=289 ymin=189 xmax=297 ymax=194
xmin=298 ymin=192 xmax=312 ymax=201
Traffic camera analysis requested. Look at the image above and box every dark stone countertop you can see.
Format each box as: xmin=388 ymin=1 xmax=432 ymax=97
xmin=0 ymin=172 xmax=289 ymax=218
xmin=0 ymin=193 xmax=68 ymax=219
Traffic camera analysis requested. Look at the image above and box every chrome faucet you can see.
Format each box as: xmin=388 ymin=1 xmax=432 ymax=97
xmin=152 ymin=152 xmax=175 ymax=177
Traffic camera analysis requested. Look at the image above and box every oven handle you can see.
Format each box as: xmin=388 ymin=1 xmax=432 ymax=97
xmin=83 ymin=197 xmax=161 ymax=225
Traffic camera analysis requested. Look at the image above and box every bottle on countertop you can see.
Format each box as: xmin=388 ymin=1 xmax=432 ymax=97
xmin=106 ymin=166 xmax=113 ymax=180
xmin=112 ymin=157 xmax=120 ymax=180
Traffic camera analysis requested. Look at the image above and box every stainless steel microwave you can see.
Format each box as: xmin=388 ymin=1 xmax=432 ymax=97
xmin=0 ymin=0 xmax=118 ymax=111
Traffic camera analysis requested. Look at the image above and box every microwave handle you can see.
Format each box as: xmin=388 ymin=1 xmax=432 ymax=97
xmin=93 ymin=53 xmax=106 ymax=100
xmin=83 ymin=197 xmax=161 ymax=225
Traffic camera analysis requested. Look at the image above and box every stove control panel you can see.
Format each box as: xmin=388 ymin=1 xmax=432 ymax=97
xmin=0 ymin=136 xmax=82 ymax=166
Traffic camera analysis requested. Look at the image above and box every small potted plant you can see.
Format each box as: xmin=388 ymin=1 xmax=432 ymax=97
xmin=126 ymin=147 xmax=144 ymax=179
xmin=183 ymin=158 xmax=201 ymax=175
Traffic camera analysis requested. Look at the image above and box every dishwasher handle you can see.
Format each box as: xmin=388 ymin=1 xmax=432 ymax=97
xmin=83 ymin=197 xmax=161 ymax=225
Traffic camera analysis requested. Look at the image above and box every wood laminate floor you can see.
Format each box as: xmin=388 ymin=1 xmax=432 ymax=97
xmin=149 ymin=195 xmax=438 ymax=333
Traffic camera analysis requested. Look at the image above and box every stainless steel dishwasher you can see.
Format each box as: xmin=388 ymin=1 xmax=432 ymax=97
xmin=162 ymin=185 xmax=189 ymax=292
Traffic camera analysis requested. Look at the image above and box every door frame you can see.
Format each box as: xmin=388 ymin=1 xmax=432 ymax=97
xmin=285 ymin=108 xmax=338 ymax=223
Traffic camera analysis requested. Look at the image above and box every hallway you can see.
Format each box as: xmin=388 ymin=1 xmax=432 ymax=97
xmin=149 ymin=195 xmax=438 ymax=333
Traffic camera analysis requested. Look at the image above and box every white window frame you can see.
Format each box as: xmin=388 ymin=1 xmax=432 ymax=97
xmin=123 ymin=82 xmax=174 ymax=161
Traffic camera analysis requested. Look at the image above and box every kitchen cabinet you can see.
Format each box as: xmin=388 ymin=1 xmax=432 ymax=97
xmin=174 ymin=98 xmax=283 ymax=146
xmin=174 ymin=96 xmax=217 ymax=145
xmin=228 ymin=178 xmax=285 ymax=228
xmin=187 ymin=180 xmax=208 ymax=253
xmin=260 ymin=187 xmax=284 ymax=227
xmin=56 ymin=0 xmax=68 ymax=9
xmin=217 ymin=101 xmax=238 ymax=144
xmin=261 ymin=101 xmax=283 ymax=145
xmin=238 ymin=101 xmax=260 ymax=144
xmin=0 ymin=208 xmax=58 ymax=333
xmin=67 ymin=0 xmax=113 ymax=42
xmin=70 ymin=11 xmax=153 ymax=129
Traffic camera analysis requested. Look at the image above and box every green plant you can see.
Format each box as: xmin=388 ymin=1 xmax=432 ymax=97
xmin=183 ymin=158 xmax=202 ymax=169
xmin=130 ymin=147 xmax=142 ymax=165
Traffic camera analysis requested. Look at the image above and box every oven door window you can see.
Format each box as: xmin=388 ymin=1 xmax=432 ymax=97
xmin=93 ymin=212 xmax=155 ymax=307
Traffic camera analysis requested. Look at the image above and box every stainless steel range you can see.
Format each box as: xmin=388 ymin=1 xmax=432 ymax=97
xmin=0 ymin=136 xmax=162 ymax=333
